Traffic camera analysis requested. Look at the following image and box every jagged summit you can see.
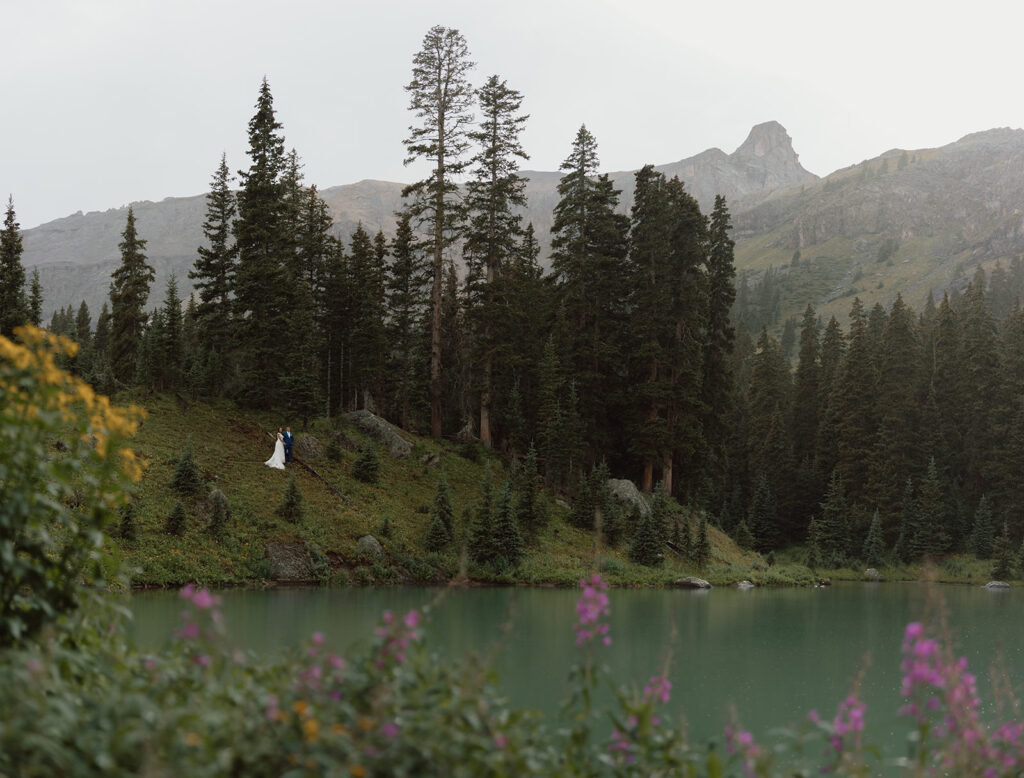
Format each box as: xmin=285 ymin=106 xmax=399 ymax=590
xmin=732 ymin=121 xmax=795 ymax=160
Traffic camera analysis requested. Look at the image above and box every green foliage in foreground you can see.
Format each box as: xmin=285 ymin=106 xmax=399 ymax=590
xmin=5 ymin=581 xmax=1024 ymax=777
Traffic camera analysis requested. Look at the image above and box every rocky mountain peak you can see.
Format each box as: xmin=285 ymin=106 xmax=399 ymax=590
xmin=732 ymin=121 xmax=796 ymax=160
xmin=727 ymin=120 xmax=816 ymax=191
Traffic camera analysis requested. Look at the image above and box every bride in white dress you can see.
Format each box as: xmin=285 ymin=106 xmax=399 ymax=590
xmin=265 ymin=431 xmax=286 ymax=469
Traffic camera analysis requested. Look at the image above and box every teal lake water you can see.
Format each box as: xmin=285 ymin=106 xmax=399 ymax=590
xmin=128 ymin=582 xmax=1024 ymax=763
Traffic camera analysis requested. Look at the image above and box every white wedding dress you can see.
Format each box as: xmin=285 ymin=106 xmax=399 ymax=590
xmin=265 ymin=434 xmax=286 ymax=469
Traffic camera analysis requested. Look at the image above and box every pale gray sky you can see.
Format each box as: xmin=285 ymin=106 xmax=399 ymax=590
xmin=4 ymin=0 xmax=1023 ymax=229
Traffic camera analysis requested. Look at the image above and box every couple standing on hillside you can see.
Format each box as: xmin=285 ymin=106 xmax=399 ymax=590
xmin=265 ymin=427 xmax=294 ymax=469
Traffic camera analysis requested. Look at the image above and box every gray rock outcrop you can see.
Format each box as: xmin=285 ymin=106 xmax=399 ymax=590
xmin=734 ymin=580 xmax=755 ymax=589
xmin=293 ymin=434 xmax=324 ymax=461
xmin=344 ymin=410 xmax=412 ymax=459
xmin=676 ymin=576 xmax=712 ymax=589
xmin=607 ymin=479 xmax=650 ymax=516
xmin=985 ymin=580 xmax=1010 ymax=589
xmin=356 ymin=535 xmax=384 ymax=561
xmin=266 ymin=541 xmax=314 ymax=582
xmin=864 ymin=568 xmax=881 ymax=581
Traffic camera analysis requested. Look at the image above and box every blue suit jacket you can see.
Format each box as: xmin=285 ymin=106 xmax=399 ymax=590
xmin=283 ymin=432 xmax=294 ymax=446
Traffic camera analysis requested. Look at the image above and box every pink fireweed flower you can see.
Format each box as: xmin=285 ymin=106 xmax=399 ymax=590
xmin=190 ymin=588 xmax=219 ymax=610
xmin=574 ymin=574 xmax=611 ymax=647
xmin=380 ymin=721 xmax=399 ymax=739
xmin=180 ymin=584 xmax=195 ymax=601
xmin=373 ymin=608 xmax=422 ymax=669
xmin=643 ymin=675 xmax=672 ymax=705
xmin=494 ymin=733 xmax=508 ymax=749
xmin=312 ymin=631 xmax=324 ymax=645
xmin=830 ymin=694 xmax=867 ymax=752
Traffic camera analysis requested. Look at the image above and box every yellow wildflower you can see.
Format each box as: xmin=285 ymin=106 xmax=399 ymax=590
xmin=303 ymin=718 xmax=320 ymax=743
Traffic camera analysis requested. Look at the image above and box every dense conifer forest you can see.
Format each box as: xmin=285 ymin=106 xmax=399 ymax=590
xmin=4 ymin=25 xmax=1024 ymax=570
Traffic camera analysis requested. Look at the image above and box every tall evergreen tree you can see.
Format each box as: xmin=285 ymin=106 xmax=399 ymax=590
xmin=862 ymin=510 xmax=886 ymax=566
xmin=550 ymin=126 xmax=630 ymax=462
xmin=968 ymin=494 xmax=997 ymax=559
xmin=402 ymin=25 xmax=475 ymax=438
xmin=108 ymin=206 xmax=154 ymax=383
xmin=701 ymin=194 xmax=737 ymax=494
xmin=232 ymin=78 xmax=292 ymax=409
xmin=384 ymin=210 xmax=430 ymax=429
xmin=831 ymin=298 xmax=877 ymax=506
xmin=463 ymin=74 xmax=528 ymax=448
xmin=747 ymin=473 xmax=778 ymax=552
xmin=0 ymin=196 xmax=27 ymax=337
xmin=514 ymin=443 xmax=546 ymax=541
xmin=27 ymin=268 xmax=42 ymax=327
xmin=911 ymin=458 xmax=948 ymax=560
xmin=189 ymin=153 xmax=237 ymax=378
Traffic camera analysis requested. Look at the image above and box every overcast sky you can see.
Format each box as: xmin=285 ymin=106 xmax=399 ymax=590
xmin=4 ymin=0 xmax=1024 ymax=229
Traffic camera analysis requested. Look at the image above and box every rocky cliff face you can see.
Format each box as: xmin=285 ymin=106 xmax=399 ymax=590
xmin=20 ymin=121 xmax=812 ymax=318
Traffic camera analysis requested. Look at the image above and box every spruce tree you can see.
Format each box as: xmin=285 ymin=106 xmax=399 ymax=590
xmin=423 ymin=477 xmax=453 ymax=553
xmin=893 ymin=477 xmax=915 ymax=563
xmin=402 ymin=25 xmax=475 ymax=438
xmin=117 ymin=499 xmax=138 ymax=542
xmin=734 ymin=519 xmax=755 ymax=551
xmin=166 ymin=501 xmax=187 ymax=536
xmin=207 ymin=488 xmax=231 ymax=535
xmin=806 ymin=517 xmax=823 ymax=568
xmin=156 ymin=274 xmax=183 ymax=391
xmin=190 ymin=153 xmax=237 ymax=379
xmin=818 ymin=471 xmax=849 ymax=564
xmin=702 ymin=194 xmax=737 ymax=494
xmin=423 ymin=509 xmax=452 ymax=553
xmin=629 ymin=507 xmax=663 ymax=567
xmin=992 ymin=522 xmax=1015 ymax=581
xmin=694 ymin=516 xmax=712 ymax=568
xmin=513 ymin=444 xmax=546 ymax=541
xmin=232 ymin=78 xmax=293 ymax=409
xmin=463 ymin=74 xmax=529 ymax=448
xmin=468 ymin=471 xmax=497 ymax=566
xmin=968 ymin=494 xmax=997 ymax=559
xmin=492 ymin=481 xmax=524 ymax=569
xmin=911 ymin=458 xmax=947 ymax=560
xmin=862 ymin=510 xmax=886 ymax=566
xmin=0 ymin=196 xmax=27 ymax=337
xmin=384 ymin=210 xmax=430 ymax=429
xmin=27 ymin=268 xmax=42 ymax=327
xmin=569 ymin=468 xmax=596 ymax=531
xmin=747 ymin=474 xmax=778 ymax=552
xmin=274 ymin=473 xmax=305 ymax=524
xmin=108 ymin=206 xmax=154 ymax=383
xmin=549 ymin=126 xmax=630 ymax=463
xmin=171 ymin=442 xmax=203 ymax=496
xmin=352 ymin=446 xmax=381 ymax=484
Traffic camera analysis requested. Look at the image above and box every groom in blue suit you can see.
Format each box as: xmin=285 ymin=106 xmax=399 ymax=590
xmin=283 ymin=427 xmax=295 ymax=463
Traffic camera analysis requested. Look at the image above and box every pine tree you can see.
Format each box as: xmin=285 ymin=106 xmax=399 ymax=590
xmin=747 ymin=474 xmax=778 ymax=552
xmin=190 ymin=153 xmax=237 ymax=379
xmin=108 ymin=206 xmax=154 ymax=383
xmin=155 ymin=274 xmax=183 ymax=391
xmin=701 ymin=194 xmax=737 ymax=494
xmin=911 ymin=458 xmax=948 ymax=560
xmin=171 ymin=442 xmax=203 ymax=496
xmin=550 ymin=126 xmax=630 ymax=463
xmin=893 ymin=477 xmax=915 ymax=563
xmin=423 ymin=509 xmax=452 ymax=553
xmin=806 ymin=517 xmax=823 ymax=568
xmin=862 ymin=510 xmax=886 ymax=566
xmin=208 ymin=488 xmax=231 ymax=535
xmin=629 ymin=507 xmax=663 ymax=567
xmin=232 ymin=78 xmax=293 ymax=409
xmin=166 ymin=501 xmax=187 ymax=536
xmin=117 ymin=499 xmax=138 ymax=542
xmin=818 ymin=471 xmax=849 ymax=564
xmin=402 ymin=25 xmax=475 ymax=438
xmin=27 ymin=268 xmax=42 ymax=326
xmin=694 ymin=516 xmax=712 ymax=568
xmin=0 ymin=196 xmax=27 ymax=337
xmin=747 ymin=327 xmax=793 ymax=536
xmin=463 ymin=74 xmax=528 ymax=449
xmin=384 ymin=210 xmax=430 ymax=429
xmin=968 ymin=494 xmax=997 ymax=559
xmin=352 ymin=446 xmax=381 ymax=484
xmin=569 ymin=468 xmax=596 ymax=531
xmin=345 ymin=225 xmax=388 ymax=409
xmin=469 ymin=471 xmax=497 ymax=565
xmin=275 ymin=473 xmax=305 ymax=524
xmin=423 ymin=476 xmax=454 ymax=553
xmin=734 ymin=519 xmax=755 ymax=551
xmin=492 ymin=481 xmax=524 ymax=569
xmin=992 ymin=522 xmax=1015 ymax=581
xmin=513 ymin=443 xmax=546 ymax=541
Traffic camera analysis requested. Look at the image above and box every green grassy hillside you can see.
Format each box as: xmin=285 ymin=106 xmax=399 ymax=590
xmin=114 ymin=394 xmax=803 ymax=588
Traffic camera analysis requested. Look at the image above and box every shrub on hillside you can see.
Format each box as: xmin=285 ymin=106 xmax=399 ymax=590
xmin=207 ymin=488 xmax=230 ymax=535
xmin=170 ymin=442 xmax=203 ymax=496
xmin=352 ymin=446 xmax=381 ymax=484
xmin=166 ymin=501 xmax=187 ymax=536
xmin=274 ymin=473 xmax=305 ymax=524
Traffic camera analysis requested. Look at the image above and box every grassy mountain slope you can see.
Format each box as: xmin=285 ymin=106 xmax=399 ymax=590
xmin=116 ymin=395 xmax=796 ymax=588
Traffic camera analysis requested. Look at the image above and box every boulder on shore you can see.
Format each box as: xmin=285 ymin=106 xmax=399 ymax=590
xmin=267 ymin=541 xmax=314 ymax=582
xmin=734 ymin=580 xmax=754 ymax=590
xmin=863 ymin=568 xmax=882 ymax=581
xmin=985 ymin=580 xmax=1010 ymax=589
xmin=344 ymin=410 xmax=412 ymax=459
xmin=607 ymin=479 xmax=650 ymax=516
xmin=676 ymin=576 xmax=712 ymax=590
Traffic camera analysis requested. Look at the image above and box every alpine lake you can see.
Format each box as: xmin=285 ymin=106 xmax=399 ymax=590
xmin=128 ymin=582 xmax=1024 ymax=767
